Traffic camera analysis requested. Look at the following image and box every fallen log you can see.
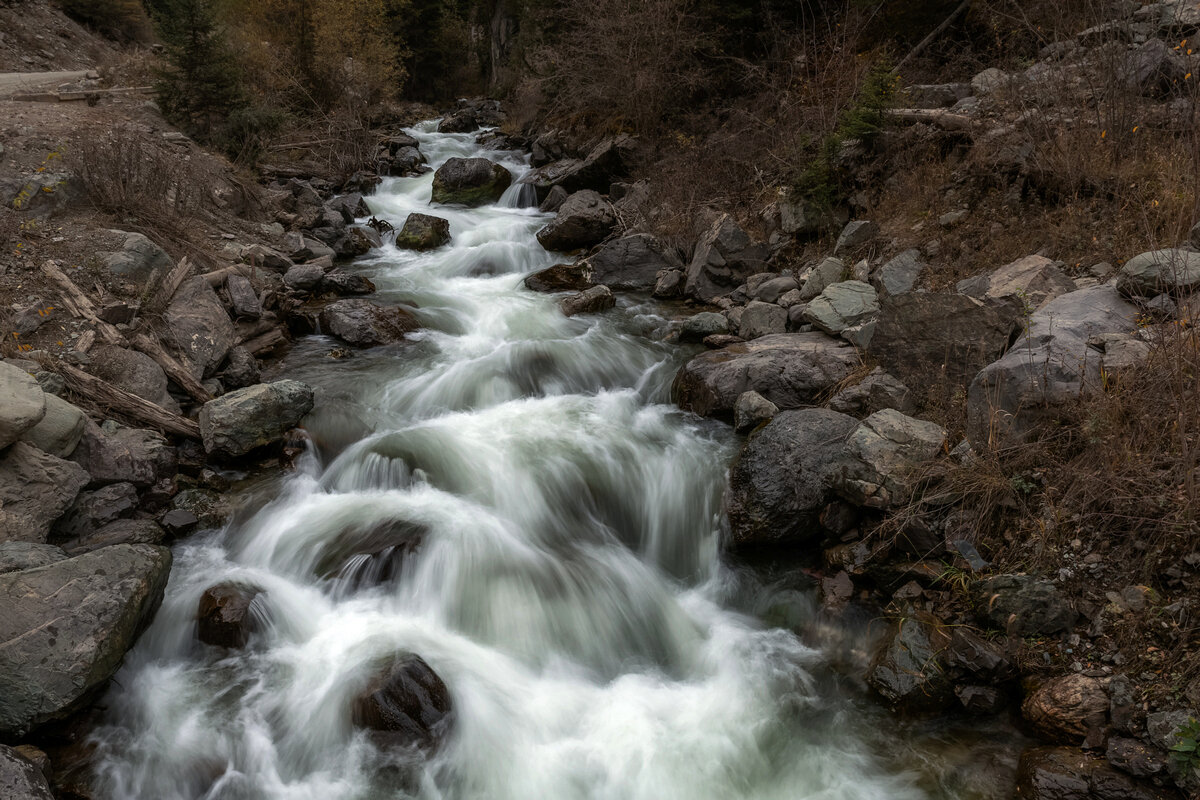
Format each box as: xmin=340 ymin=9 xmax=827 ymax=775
xmin=74 ymin=330 xmax=96 ymax=353
xmin=56 ymin=362 xmax=201 ymax=439
xmin=41 ymin=261 xmax=126 ymax=345
xmin=235 ymin=316 xmax=281 ymax=345
xmin=885 ymin=108 xmax=979 ymax=133
xmin=131 ymin=332 xmax=214 ymax=403
xmin=242 ymin=327 xmax=288 ymax=356
xmin=144 ymin=256 xmax=194 ymax=315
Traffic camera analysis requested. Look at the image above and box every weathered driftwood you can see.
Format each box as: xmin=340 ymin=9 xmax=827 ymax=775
xmin=885 ymin=108 xmax=978 ymax=133
xmin=41 ymin=261 xmax=126 ymax=345
xmin=202 ymin=264 xmax=250 ymax=287
xmin=131 ymin=332 xmax=214 ymax=403
xmin=57 ymin=362 xmax=200 ymax=439
xmin=74 ymin=330 xmax=96 ymax=353
xmin=242 ymin=327 xmax=288 ymax=355
xmin=143 ymin=256 xmax=194 ymax=315
xmin=235 ymin=315 xmax=281 ymax=344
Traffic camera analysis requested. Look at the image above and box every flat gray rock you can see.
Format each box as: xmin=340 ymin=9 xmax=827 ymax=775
xmin=0 ymin=744 xmax=54 ymax=800
xmin=20 ymin=393 xmax=85 ymax=458
xmin=164 ymin=276 xmax=235 ymax=380
xmin=0 ymin=544 xmax=171 ymax=738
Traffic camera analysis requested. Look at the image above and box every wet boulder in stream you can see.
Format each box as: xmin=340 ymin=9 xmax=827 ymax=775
xmin=525 ymin=263 xmax=592 ymax=293
xmin=725 ymin=408 xmax=859 ymax=548
xmin=352 ymin=654 xmax=454 ymax=750
xmin=0 ymin=744 xmax=54 ymax=800
xmin=395 ymin=213 xmax=451 ymax=250
xmin=197 ymin=583 xmax=262 ymax=649
xmin=584 ymin=233 xmax=683 ymax=291
xmin=535 ymin=190 xmax=616 ymax=252
xmin=560 ymin=285 xmax=615 ymax=316
xmin=320 ymin=299 xmax=420 ymax=347
xmin=431 ymin=157 xmax=512 ymax=207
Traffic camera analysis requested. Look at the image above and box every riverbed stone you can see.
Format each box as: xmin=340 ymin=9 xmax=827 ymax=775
xmin=87 ymin=345 xmax=179 ymax=413
xmin=199 ymin=380 xmax=315 ymax=457
xmin=868 ymin=292 xmax=1021 ymax=385
xmin=803 ymin=280 xmax=879 ymax=337
xmin=672 ymin=332 xmax=860 ymax=420
xmin=799 ymin=257 xmax=847 ymax=302
xmin=738 ymin=301 xmax=788 ymax=340
xmin=19 ymin=393 xmax=85 ymax=458
xmin=974 ymin=574 xmax=1077 ymax=635
xmin=164 ymin=276 xmax=236 ymax=380
xmin=53 ymin=482 xmax=138 ymax=541
xmin=431 ymin=157 xmax=512 ymax=207
xmin=0 ymin=744 xmax=54 ymax=800
xmin=536 ymin=190 xmax=616 ymax=252
xmin=725 ymin=408 xmax=859 ymax=547
xmin=1015 ymin=747 xmax=1173 ymax=800
xmin=0 ymin=361 xmax=46 ymax=450
xmin=1117 ymin=248 xmax=1200 ymax=297
xmin=559 ymin=285 xmax=615 ymax=316
xmin=872 ymin=249 xmax=924 ymax=296
xmin=867 ymin=612 xmax=954 ymax=712
xmin=69 ymin=420 xmax=176 ymax=488
xmin=284 ymin=263 xmax=326 ymax=291
xmin=829 ymin=368 xmax=915 ymax=416
xmin=585 ymin=233 xmax=682 ymax=291
xmin=0 ymin=443 xmax=89 ymax=544
xmin=525 ymin=263 xmax=592 ymax=293
xmin=835 ymin=409 xmax=947 ymax=509
xmin=679 ymin=312 xmax=730 ymax=343
xmin=352 ymin=654 xmax=454 ymax=749
xmin=197 ymin=583 xmax=261 ymax=649
xmin=957 ymin=255 xmax=1075 ymax=311
xmin=395 ymin=213 xmax=451 ymax=250
xmin=834 ymin=220 xmax=879 ymax=254
xmin=733 ymin=391 xmax=778 ymax=434
xmin=100 ymin=231 xmax=174 ymax=282
xmin=60 ymin=518 xmax=165 ymax=556
xmin=685 ymin=214 xmax=769 ymax=302
xmin=0 ymin=544 xmax=172 ymax=738
xmin=967 ymin=286 xmax=1140 ymax=448
xmin=320 ymin=299 xmax=420 ymax=347
xmin=1022 ymin=674 xmax=1110 ymax=744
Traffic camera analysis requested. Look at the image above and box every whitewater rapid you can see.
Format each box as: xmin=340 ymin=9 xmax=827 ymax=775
xmin=91 ymin=121 xmax=958 ymax=800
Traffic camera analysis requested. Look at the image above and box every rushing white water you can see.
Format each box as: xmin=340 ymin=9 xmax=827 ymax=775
xmin=92 ymin=122 xmax=968 ymax=800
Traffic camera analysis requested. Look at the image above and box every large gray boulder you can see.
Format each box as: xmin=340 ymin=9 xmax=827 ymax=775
xmin=738 ymin=301 xmax=787 ymax=340
xmin=956 ymin=255 xmax=1075 ymax=311
xmin=560 ymin=285 xmax=615 ymax=316
xmin=164 ymin=276 xmax=236 ymax=380
xmin=672 ymin=333 xmax=860 ymax=419
xmin=521 ymin=135 xmax=635 ymax=201
xmin=684 ymin=214 xmax=769 ymax=302
xmin=20 ymin=393 xmax=85 ymax=458
xmin=0 ymin=544 xmax=171 ymax=738
xmin=319 ymin=299 xmax=420 ymax=347
xmin=70 ymin=420 xmax=176 ymax=488
xmin=967 ymin=286 xmax=1139 ymax=448
xmin=872 ymin=249 xmax=924 ymax=296
xmin=430 ymin=158 xmax=512 ymax=207
xmin=0 ymin=443 xmax=89 ymax=544
xmin=679 ymin=312 xmax=730 ymax=343
xmin=803 ymin=280 xmax=879 ymax=338
xmin=799 ymin=257 xmax=846 ymax=302
xmin=725 ymin=408 xmax=859 ymax=547
xmin=0 ymin=744 xmax=54 ymax=800
xmin=584 ymin=233 xmax=682 ymax=291
xmin=0 ymin=362 xmax=46 ymax=450
xmin=973 ymin=574 xmax=1077 ymax=636
xmin=87 ymin=345 xmax=179 ymax=413
xmin=867 ymin=613 xmax=954 ymax=712
xmin=536 ymin=190 xmax=616 ymax=252
xmin=199 ymin=380 xmax=315 ymax=457
xmin=0 ymin=542 xmax=66 ymax=574
xmin=1116 ymin=248 xmax=1200 ymax=297
xmin=100 ymin=231 xmax=174 ymax=282
xmin=868 ymin=292 xmax=1021 ymax=384
xmin=835 ymin=409 xmax=947 ymax=509
xmin=53 ymin=483 xmax=138 ymax=541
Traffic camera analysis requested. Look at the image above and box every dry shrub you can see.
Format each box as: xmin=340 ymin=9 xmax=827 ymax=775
xmin=268 ymin=111 xmax=379 ymax=185
xmin=96 ymin=47 xmax=163 ymax=88
xmin=69 ymin=125 xmax=232 ymax=261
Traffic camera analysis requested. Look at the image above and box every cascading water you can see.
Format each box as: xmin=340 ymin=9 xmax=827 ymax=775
xmin=91 ymin=122 xmax=1001 ymax=800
